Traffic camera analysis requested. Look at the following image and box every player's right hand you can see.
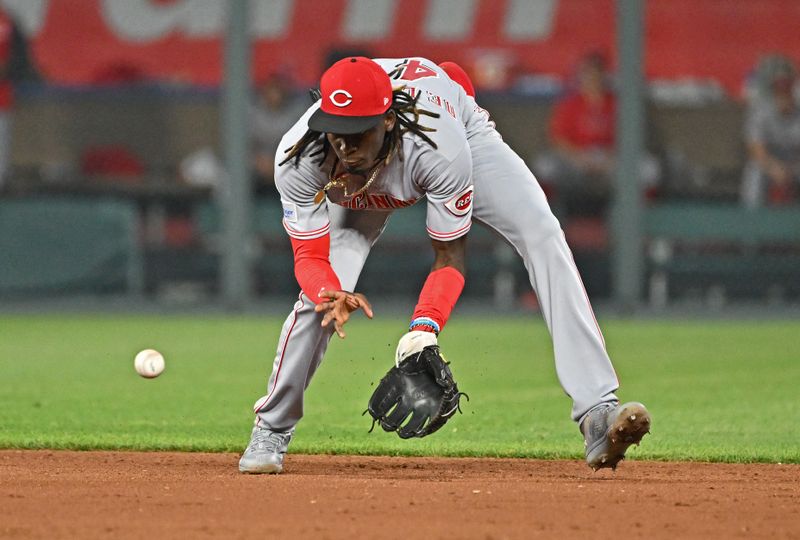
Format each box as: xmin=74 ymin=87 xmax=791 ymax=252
xmin=314 ymin=290 xmax=373 ymax=339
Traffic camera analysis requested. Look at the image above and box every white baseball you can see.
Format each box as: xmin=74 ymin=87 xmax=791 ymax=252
xmin=134 ymin=349 xmax=165 ymax=378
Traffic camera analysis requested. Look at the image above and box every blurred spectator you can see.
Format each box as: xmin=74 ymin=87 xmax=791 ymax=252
xmin=7 ymin=12 xmax=38 ymax=84
xmin=80 ymin=145 xmax=145 ymax=183
xmin=740 ymin=56 xmax=800 ymax=208
xmin=91 ymin=62 xmax=149 ymax=85
xmin=533 ymin=51 xmax=659 ymax=217
xmin=250 ymin=73 xmax=307 ymax=197
xmin=0 ymin=7 xmax=36 ymax=191
xmin=179 ymin=147 xmax=224 ymax=190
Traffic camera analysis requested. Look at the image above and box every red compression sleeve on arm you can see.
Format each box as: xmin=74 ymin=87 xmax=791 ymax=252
xmin=411 ymin=266 xmax=465 ymax=333
xmin=290 ymin=234 xmax=341 ymax=304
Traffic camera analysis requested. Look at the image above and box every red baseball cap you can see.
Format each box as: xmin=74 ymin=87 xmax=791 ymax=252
xmin=308 ymin=57 xmax=393 ymax=134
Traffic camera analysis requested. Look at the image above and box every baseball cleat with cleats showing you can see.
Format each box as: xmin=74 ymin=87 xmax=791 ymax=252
xmin=238 ymin=426 xmax=293 ymax=474
xmin=581 ymin=401 xmax=651 ymax=471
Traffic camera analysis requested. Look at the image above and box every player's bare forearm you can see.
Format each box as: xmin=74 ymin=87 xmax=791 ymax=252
xmin=430 ymin=236 xmax=466 ymax=275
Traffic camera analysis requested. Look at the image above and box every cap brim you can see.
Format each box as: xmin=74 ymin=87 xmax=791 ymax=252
xmin=307 ymin=108 xmax=385 ymax=135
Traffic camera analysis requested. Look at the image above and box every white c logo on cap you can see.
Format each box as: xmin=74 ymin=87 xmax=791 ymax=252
xmin=329 ymin=89 xmax=353 ymax=107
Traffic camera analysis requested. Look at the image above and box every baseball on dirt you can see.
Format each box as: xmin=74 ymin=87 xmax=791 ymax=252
xmin=134 ymin=349 xmax=165 ymax=378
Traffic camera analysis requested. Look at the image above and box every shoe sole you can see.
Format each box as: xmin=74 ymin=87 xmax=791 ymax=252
xmin=238 ymin=463 xmax=283 ymax=474
xmin=587 ymin=402 xmax=651 ymax=471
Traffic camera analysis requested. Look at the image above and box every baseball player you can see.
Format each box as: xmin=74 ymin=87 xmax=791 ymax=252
xmin=239 ymin=56 xmax=650 ymax=474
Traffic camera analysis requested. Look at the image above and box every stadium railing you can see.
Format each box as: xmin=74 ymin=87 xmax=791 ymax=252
xmin=0 ymin=197 xmax=143 ymax=296
xmin=644 ymin=203 xmax=800 ymax=307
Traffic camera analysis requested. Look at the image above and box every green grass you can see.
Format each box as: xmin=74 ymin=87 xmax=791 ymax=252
xmin=0 ymin=314 xmax=797 ymax=463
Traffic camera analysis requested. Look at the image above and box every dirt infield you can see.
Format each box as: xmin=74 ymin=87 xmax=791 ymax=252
xmin=1 ymin=451 xmax=798 ymax=539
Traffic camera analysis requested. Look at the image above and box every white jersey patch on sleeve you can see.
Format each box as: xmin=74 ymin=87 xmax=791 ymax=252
xmin=282 ymin=202 xmax=298 ymax=223
xmin=444 ymin=185 xmax=474 ymax=217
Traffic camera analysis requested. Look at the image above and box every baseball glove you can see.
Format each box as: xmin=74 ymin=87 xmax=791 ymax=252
xmin=366 ymin=345 xmax=466 ymax=439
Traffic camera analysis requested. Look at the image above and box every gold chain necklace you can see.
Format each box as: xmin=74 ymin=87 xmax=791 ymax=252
xmin=314 ymin=161 xmax=383 ymax=204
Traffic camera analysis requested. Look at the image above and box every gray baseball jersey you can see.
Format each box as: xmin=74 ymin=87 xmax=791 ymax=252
xmin=252 ymin=57 xmax=619 ymax=432
xmin=276 ymin=58 xmax=483 ymax=243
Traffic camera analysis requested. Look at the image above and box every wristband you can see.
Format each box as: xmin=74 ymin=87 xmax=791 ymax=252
xmin=409 ymin=317 xmax=440 ymax=335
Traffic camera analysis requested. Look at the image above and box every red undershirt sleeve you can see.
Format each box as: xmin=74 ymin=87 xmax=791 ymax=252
xmin=410 ymin=266 xmax=465 ymax=334
xmin=290 ymin=234 xmax=341 ymax=304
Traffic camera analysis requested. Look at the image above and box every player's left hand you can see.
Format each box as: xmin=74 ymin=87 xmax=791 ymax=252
xmin=367 ymin=344 xmax=466 ymax=439
xmin=314 ymin=290 xmax=373 ymax=338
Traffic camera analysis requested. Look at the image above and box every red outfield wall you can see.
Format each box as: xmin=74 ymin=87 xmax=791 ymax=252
xmin=14 ymin=0 xmax=800 ymax=96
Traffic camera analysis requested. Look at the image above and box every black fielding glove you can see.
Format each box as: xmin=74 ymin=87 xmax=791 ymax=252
xmin=366 ymin=345 xmax=466 ymax=439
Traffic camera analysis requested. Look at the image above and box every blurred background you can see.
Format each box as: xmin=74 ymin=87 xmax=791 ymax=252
xmin=1 ymin=0 xmax=799 ymax=314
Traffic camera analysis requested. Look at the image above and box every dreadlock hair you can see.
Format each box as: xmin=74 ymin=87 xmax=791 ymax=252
xmin=279 ymin=87 xmax=440 ymax=169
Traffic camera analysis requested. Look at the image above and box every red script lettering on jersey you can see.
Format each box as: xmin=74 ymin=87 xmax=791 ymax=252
xmin=334 ymin=193 xmax=418 ymax=210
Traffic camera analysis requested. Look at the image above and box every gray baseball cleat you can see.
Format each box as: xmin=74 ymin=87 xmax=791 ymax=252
xmin=238 ymin=426 xmax=293 ymax=474
xmin=581 ymin=401 xmax=651 ymax=471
